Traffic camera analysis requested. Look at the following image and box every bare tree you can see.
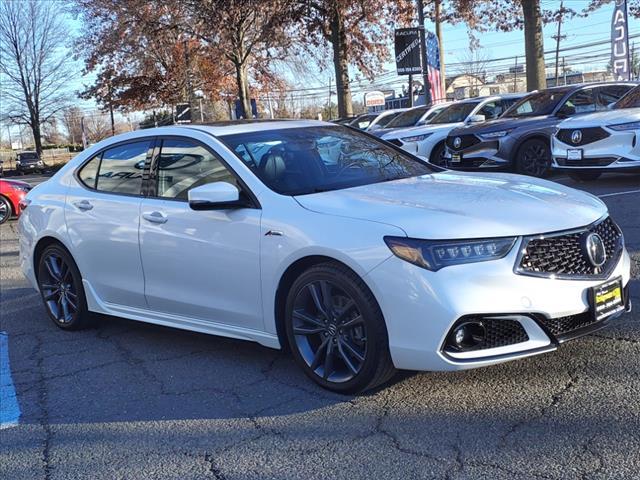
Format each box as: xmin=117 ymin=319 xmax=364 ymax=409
xmin=60 ymin=107 xmax=84 ymax=145
xmin=0 ymin=0 xmax=73 ymax=154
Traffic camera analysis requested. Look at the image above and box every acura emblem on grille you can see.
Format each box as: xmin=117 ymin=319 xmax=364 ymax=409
xmin=584 ymin=232 xmax=606 ymax=268
xmin=453 ymin=137 xmax=462 ymax=149
xmin=571 ymin=130 xmax=582 ymax=144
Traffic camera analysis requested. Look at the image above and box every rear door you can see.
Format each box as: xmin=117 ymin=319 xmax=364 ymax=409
xmin=65 ymin=139 xmax=153 ymax=308
xmin=596 ymin=84 xmax=634 ymax=110
xmin=138 ymin=136 xmax=263 ymax=330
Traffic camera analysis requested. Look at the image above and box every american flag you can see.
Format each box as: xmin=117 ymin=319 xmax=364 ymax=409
xmin=426 ymin=31 xmax=444 ymax=103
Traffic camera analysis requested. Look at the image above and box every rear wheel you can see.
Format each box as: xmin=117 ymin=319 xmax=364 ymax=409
xmin=515 ymin=139 xmax=551 ymax=177
xmin=567 ymin=171 xmax=602 ymax=182
xmin=285 ymin=263 xmax=395 ymax=394
xmin=37 ymin=244 xmax=94 ymax=330
xmin=0 ymin=196 xmax=11 ymax=225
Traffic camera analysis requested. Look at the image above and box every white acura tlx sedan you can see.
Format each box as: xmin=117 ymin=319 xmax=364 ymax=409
xmin=19 ymin=120 xmax=631 ymax=393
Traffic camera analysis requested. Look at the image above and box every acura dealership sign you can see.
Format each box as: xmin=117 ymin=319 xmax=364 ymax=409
xmin=611 ymin=0 xmax=631 ymax=80
xmin=394 ymin=28 xmax=422 ymax=75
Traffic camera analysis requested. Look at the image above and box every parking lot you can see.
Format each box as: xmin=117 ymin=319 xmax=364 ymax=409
xmin=1 ymin=172 xmax=639 ymax=480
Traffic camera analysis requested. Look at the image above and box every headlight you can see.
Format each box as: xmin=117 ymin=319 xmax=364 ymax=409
xmin=384 ymin=236 xmax=517 ymax=271
xmin=15 ymin=160 xmax=21 ymax=165
xmin=401 ymin=133 xmax=432 ymax=143
xmin=9 ymin=184 xmax=31 ymax=193
xmin=608 ymin=121 xmax=640 ymax=131
xmin=479 ymin=130 xmax=512 ymax=140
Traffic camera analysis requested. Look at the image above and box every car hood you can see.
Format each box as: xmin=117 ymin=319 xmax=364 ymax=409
xmin=557 ymin=108 xmax=640 ymax=128
xmin=381 ymin=122 xmax=463 ymax=140
xmin=1 ymin=179 xmax=31 ymax=188
xmin=453 ymin=115 xmax=551 ymax=135
xmin=294 ymin=172 xmax=606 ymax=239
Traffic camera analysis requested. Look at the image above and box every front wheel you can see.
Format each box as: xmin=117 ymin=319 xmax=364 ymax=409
xmin=285 ymin=263 xmax=396 ymax=394
xmin=515 ymin=139 xmax=551 ymax=177
xmin=430 ymin=142 xmax=447 ymax=167
xmin=37 ymin=244 xmax=94 ymax=330
xmin=567 ymin=171 xmax=602 ymax=182
xmin=0 ymin=196 xmax=11 ymax=225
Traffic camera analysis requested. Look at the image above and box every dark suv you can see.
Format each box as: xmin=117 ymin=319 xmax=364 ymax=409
xmin=443 ymin=82 xmax=636 ymax=177
xmin=16 ymin=151 xmax=45 ymax=174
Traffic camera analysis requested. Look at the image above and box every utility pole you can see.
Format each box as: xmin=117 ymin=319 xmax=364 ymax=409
xmin=434 ymin=0 xmax=446 ymax=99
xmin=513 ymin=57 xmax=519 ymax=92
xmin=408 ymin=74 xmax=414 ymax=107
xmin=552 ymin=1 xmax=567 ymax=87
xmin=416 ymin=0 xmax=432 ymax=105
xmin=328 ymin=77 xmax=333 ymax=119
xmin=562 ymin=57 xmax=567 ymax=85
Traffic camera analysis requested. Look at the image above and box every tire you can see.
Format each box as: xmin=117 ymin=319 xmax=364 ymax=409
xmin=285 ymin=262 xmax=396 ymax=394
xmin=430 ymin=142 xmax=447 ymax=167
xmin=0 ymin=196 xmax=11 ymax=225
xmin=515 ymin=139 xmax=551 ymax=178
xmin=37 ymin=244 xmax=94 ymax=330
xmin=567 ymin=171 xmax=602 ymax=182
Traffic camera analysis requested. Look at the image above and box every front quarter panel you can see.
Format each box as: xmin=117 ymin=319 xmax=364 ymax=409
xmin=258 ymin=193 xmax=405 ymax=338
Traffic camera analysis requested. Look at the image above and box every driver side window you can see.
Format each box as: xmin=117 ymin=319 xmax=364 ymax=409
xmin=156 ymin=138 xmax=238 ymax=200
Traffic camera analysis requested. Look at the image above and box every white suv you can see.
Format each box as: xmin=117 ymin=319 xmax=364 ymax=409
xmin=381 ymin=94 xmax=525 ymax=164
xmin=552 ymin=85 xmax=640 ymax=181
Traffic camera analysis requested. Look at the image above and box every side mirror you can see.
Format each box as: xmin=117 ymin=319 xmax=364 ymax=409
xmin=416 ymin=120 xmax=427 ymax=126
xmin=467 ymin=114 xmax=486 ymax=124
xmin=188 ymin=182 xmax=246 ymax=211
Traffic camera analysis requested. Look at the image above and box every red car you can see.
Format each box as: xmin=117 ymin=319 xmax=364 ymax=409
xmin=0 ymin=178 xmax=32 ymax=225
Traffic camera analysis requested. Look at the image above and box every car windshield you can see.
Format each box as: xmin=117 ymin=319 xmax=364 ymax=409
xmin=220 ymin=126 xmax=434 ymax=196
xmin=19 ymin=152 xmax=39 ymax=161
xmin=429 ymin=102 xmax=479 ymax=124
xmin=386 ymin=107 xmax=428 ymax=128
xmin=614 ymin=86 xmax=640 ymax=109
xmin=504 ymin=88 xmax=572 ymax=117
xmin=350 ymin=114 xmax=377 ymax=130
xmin=375 ymin=111 xmax=403 ymax=128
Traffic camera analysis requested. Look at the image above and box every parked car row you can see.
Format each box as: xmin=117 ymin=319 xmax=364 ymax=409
xmin=351 ymin=82 xmax=638 ymax=179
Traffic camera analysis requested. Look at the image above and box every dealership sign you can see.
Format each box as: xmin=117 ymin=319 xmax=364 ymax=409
xmin=364 ymin=91 xmax=386 ymax=107
xmin=611 ymin=0 xmax=631 ymax=80
xmin=394 ymin=28 xmax=422 ymax=75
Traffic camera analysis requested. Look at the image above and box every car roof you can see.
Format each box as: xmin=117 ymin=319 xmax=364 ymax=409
xmin=180 ymin=119 xmax=336 ymax=136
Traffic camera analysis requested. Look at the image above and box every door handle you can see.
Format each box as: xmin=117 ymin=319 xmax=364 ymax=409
xmin=73 ymin=200 xmax=93 ymax=211
xmin=142 ymin=211 xmax=168 ymax=224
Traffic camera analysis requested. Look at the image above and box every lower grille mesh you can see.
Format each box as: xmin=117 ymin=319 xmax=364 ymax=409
xmin=539 ymin=313 xmax=596 ymax=336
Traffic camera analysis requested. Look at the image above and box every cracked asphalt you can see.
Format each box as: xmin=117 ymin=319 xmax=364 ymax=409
xmin=1 ymin=173 xmax=639 ymax=480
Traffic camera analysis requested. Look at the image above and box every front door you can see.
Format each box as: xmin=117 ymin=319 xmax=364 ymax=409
xmin=138 ymin=137 xmax=263 ymax=330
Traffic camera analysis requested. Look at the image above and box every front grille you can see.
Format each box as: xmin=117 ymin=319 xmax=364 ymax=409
xmin=556 ymin=157 xmax=616 ymax=167
xmin=539 ymin=312 xmax=596 ymax=337
xmin=387 ymin=139 xmax=403 ymax=147
xmin=557 ymin=127 xmax=610 ymax=146
xmin=481 ymin=318 xmax=529 ymax=349
xmin=517 ymin=217 xmax=623 ymax=279
xmin=446 ymin=134 xmax=480 ymax=151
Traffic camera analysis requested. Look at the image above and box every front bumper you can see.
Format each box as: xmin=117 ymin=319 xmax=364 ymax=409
xmin=443 ymin=137 xmax=513 ymax=170
xmin=366 ymin=243 xmax=631 ymax=372
xmin=551 ymin=130 xmax=640 ymax=171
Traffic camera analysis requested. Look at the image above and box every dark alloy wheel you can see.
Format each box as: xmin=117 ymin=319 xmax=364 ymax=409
xmin=0 ymin=196 xmax=11 ymax=225
xmin=567 ymin=171 xmax=602 ymax=182
xmin=515 ymin=139 xmax=551 ymax=178
xmin=285 ymin=263 xmax=395 ymax=393
xmin=430 ymin=142 xmax=447 ymax=167
xmin=37 ymin=244 xmax=93 ymax=330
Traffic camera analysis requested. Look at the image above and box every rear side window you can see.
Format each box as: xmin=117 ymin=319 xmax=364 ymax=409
xmin=558 ymin=89 xmax=596 ymax=116
xmin=156 ymin=138 xmax=237 ymax=200
xmin=78 ymin=156 xmax=100 ymax=189
xmin=96 ymin=141 xmax=151 ymax=195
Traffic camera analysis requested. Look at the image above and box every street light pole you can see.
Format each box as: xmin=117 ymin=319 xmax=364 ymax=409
xmin=416 ymin=0 xmax=432 ymax=106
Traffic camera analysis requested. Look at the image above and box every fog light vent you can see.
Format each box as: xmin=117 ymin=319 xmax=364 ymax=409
xmin=444 ymin=317 xmax=529 ymax=352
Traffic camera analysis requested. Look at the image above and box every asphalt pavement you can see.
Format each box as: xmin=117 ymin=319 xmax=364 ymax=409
xmin=1 ymin=172 xmax=639 ymax=480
